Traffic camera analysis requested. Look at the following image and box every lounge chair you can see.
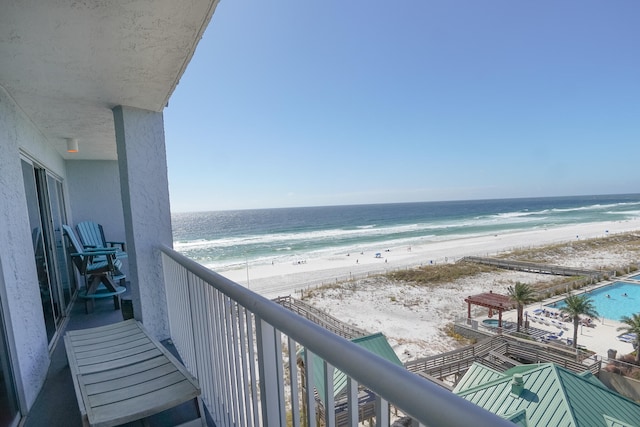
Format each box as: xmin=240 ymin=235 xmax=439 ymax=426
xmin=76 ymin=221 xmax=127 ymax=259
xmin=618 ymin=333 xmax=637 ymax=343
xmin=551 ymin=320 xmax=565 ymax=330
xmin=543 ymin=330 xmax=564 ymax=341
xmin=63 ymin=225 xmax=124 ymax=294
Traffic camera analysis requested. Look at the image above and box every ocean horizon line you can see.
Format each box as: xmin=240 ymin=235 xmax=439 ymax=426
xmin=171 ymin=192 xmax=640 ymax=215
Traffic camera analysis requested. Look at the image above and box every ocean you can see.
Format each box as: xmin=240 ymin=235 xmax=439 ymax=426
xmin=172 ymin=194 xmax=640 ymax=273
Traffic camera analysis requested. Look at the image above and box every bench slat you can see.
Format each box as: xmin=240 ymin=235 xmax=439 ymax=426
xmin=82 ymin=356 xmax=171 ymax=385
xmin=89 ymin=380 xmax=199 ymax=427
xmin=87 ymin=371 xmax=188 ymax=407
xmin=77 ymin=348 xmax=164 ymax=375
xmin=85 ymin=361 xmax=177 ymax=394
xmin=75 ymin=341 xmax=157 ymax=362
xmin=71 ymin=331 xmax=148 ymax=352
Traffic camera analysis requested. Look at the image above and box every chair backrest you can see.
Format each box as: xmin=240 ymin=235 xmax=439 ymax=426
xmin=76 ymin=221 xmax=106 ymax=249
xmin=63 ymin=224 xmax=121 ymax=275
xmin=62 ymin=225 xmax=85 ymax=271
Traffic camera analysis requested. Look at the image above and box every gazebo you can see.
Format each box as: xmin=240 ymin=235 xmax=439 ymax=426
xmin=464 ymin=291 xmax=514 ymax=327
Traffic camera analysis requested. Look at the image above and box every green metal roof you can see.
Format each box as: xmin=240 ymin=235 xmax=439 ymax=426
xmin=453 ymin=362 xmax=504 ymax=392
xmin=454 ymin=363 xmax=640 ymax=427
xmin=308 ymin=332 xmax=403 ymax=404
xmin=504 ymin=408 xmax=529 ymax=426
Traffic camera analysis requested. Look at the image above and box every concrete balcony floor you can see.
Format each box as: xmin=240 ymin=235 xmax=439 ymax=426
xmin=23 ymin=292 xmax=208 ymax=427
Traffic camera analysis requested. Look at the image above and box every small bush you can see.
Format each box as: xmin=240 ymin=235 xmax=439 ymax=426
xmin=444 ymin=323 xmax=474 ymax=344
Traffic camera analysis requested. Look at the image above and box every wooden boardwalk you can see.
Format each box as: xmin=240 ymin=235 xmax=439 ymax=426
xmin=461 ymin=256 xmax=605 ymax=279
xmin=405 ymin=334 xmax=601 ymax=382
xmin=273 ymin=295 xmax=369 ymax=339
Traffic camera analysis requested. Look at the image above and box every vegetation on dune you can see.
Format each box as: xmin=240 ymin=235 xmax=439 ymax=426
xmin=500 ymin=232 xmax=640 ymax=267
xmin=380 ymin=232 xmax=640 ymax=299
xmin=385 ymin=263 xmax=497 ymax=286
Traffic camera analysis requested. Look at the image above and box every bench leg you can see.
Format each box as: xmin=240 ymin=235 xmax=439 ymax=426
xmin=113 ymin=294 xmax=121 ymax=310
xmin=196 ymin=396 xmax=206 ymax=426
xmin=85 ymin=298 xmax=94 ymax=314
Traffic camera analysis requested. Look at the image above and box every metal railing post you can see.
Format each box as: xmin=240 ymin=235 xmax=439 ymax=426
xmin=256 ymin=317 xmax=284 ymax=426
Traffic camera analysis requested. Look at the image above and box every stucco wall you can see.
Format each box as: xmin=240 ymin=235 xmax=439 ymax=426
xmin=0 ymin=87 xmax=52 ymax=410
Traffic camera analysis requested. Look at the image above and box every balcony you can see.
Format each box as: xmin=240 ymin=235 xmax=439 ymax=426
xmin=24 ymin=246 xmax=512 ymax=427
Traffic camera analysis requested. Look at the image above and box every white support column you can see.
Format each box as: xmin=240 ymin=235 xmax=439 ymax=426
xmin=113 ymin=105 xmax=172 ymax=340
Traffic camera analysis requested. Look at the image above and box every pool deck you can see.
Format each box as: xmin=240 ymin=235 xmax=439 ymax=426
xmin=481 ymin=274 xmax=639 ymax=359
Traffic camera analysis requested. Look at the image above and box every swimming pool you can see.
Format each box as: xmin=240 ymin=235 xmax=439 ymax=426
xmin=630 ymin=274 xmax=640 ymax=281
xmin=548 ymin=282 xmax=639 ymax=321
xmin=482 ymin=318 xmax=500 ymax=327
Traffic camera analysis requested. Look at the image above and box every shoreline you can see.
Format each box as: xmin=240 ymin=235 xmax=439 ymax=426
xmin=219 ymin=218 xmax=640 ymax=299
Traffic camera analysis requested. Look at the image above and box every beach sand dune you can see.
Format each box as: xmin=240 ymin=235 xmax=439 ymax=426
xmin=219 ymin=218 xmax=640 ymax=361
xmin=303 ymin=270 xmax=545 ymax=361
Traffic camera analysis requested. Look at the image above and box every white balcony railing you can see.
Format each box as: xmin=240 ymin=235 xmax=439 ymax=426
xmin=160 ymin=246 xmax=513 ymax=427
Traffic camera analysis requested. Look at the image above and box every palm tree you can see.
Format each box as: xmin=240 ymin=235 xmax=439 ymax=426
xmin=617 ymin=313 xmax=640 ymax=363
xmin=560 ymin=294 xmax=599 ymax=349
xmin=507 ymin=282 xmax=536 ymax=332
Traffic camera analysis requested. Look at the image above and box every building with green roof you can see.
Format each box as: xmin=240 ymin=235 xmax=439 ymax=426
xmin=454 ymin=362 xmax=640 ymax=426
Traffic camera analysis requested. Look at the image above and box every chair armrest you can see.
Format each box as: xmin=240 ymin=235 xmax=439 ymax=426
xmin=71 ymin=249 xmax=118 ymax=257
xmin=84 ymin=247 xmax=116 ymax=252
xmin=106 ymin=241 xmax=126 ymax=252
xmin=71 ymin=250 xmax=118 ymax=273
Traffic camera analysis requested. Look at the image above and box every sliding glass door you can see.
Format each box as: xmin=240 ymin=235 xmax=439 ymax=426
xmin=21 ymin=159 xmax=75 ymax=344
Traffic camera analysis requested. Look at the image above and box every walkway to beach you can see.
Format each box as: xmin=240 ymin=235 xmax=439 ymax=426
xmin=461 ymin=256 xmax=607 ymax=279
xmin=405 ymin=334 xmax=600 ymax=386
xmin=272 ymin=295 xmax=369 ymax=339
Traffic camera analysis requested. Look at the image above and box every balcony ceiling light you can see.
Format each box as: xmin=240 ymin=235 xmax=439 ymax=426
xmin=66 ymin=138 xmax=79 ymax=153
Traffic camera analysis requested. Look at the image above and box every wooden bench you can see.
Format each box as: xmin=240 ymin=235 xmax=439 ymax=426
xmin=77 ymin=285 xmax=127 ymax=314
xmin=64 ymin=320 xmax=205 ymax=427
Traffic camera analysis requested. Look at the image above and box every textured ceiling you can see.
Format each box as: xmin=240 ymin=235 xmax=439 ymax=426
xmin=0 ymin=0 xmax=219 ymax=160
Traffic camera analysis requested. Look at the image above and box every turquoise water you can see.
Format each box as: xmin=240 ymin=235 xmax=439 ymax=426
xmin=482 ymin=319 xmax=500 ymax=327
xmin=548 ymin=282 xmax=640 ymax=321
xmin=630 ymin=274 xmax=640 ymax=281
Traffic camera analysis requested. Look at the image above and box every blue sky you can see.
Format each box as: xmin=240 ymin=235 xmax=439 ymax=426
xmin=165 ymin=1 xmax=639 ymax=213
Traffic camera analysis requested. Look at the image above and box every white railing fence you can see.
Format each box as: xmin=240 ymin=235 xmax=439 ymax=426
xmin=160 ymin=246 xmax=512 ymax=427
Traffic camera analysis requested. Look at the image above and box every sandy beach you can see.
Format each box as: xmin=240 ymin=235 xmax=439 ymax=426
xmin=220 ymin=218 xmax=640 ymax=361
